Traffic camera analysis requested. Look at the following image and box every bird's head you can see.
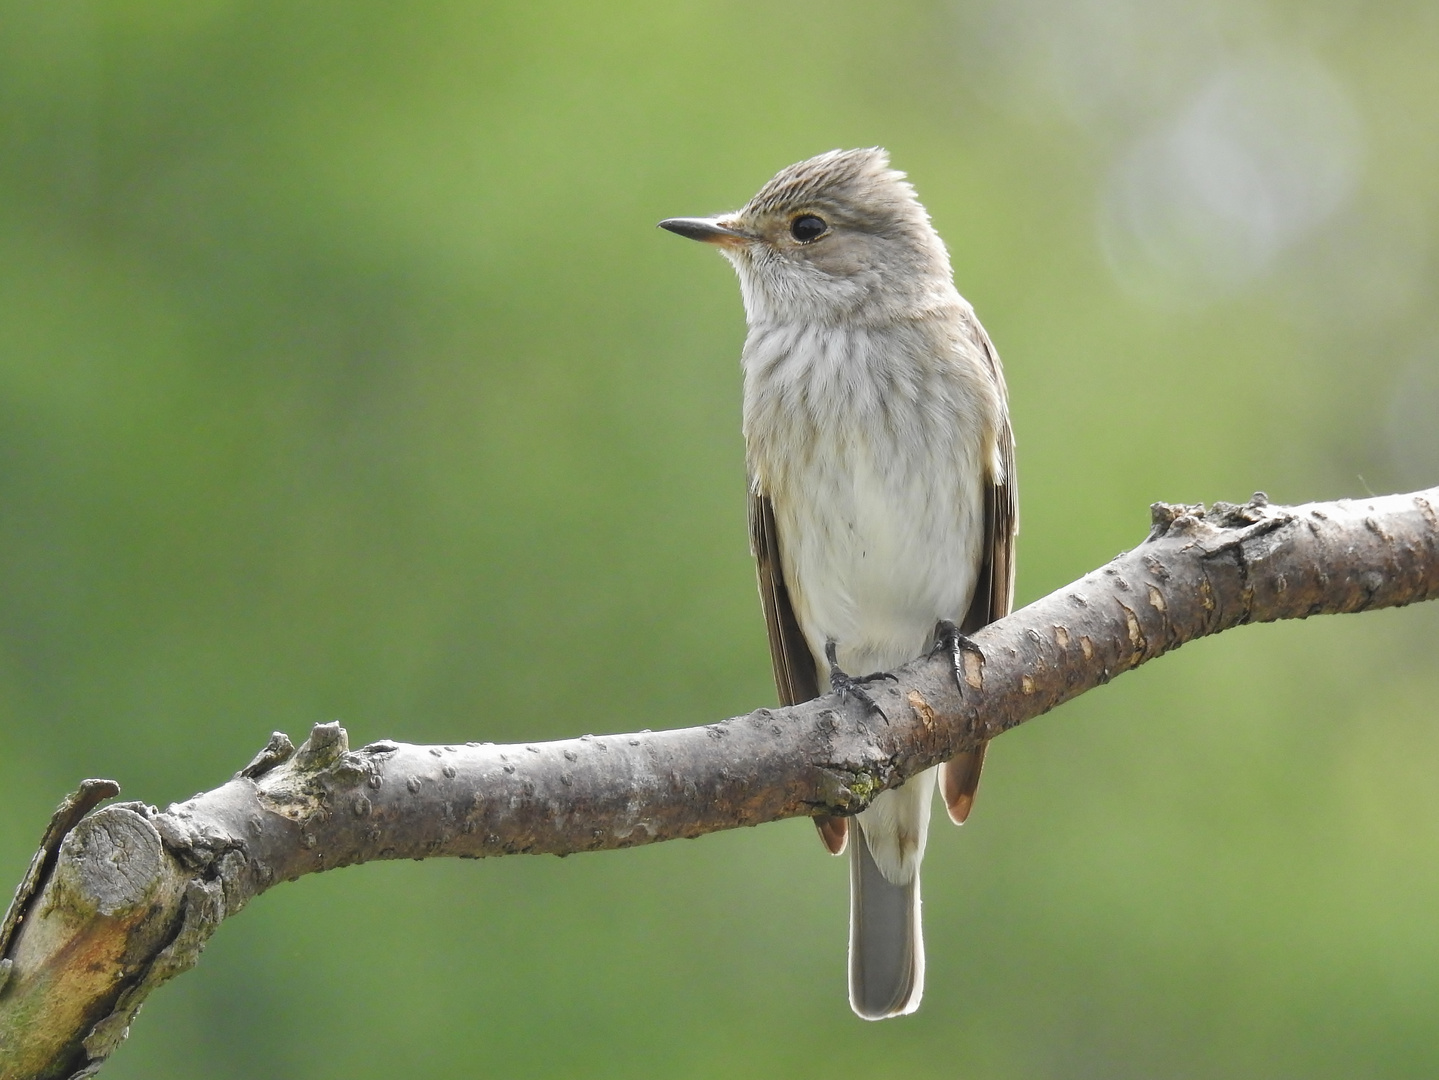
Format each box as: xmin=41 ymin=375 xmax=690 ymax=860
xmin=660 ymin=148 xmax=954 ymax=325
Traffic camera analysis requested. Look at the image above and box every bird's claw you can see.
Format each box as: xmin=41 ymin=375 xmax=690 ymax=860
xmin=932 ymin=619 xmax=983 ymax=695
xmin=825 ymin=641 xmax=895 ymax=720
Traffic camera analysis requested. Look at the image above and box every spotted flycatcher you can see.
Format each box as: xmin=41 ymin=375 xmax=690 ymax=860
xmin=660 ymin=148 xmax=1017 ymax=1020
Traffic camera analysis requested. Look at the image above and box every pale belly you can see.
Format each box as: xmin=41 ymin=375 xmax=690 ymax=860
xmin=771 ymin=432 xmax=987 ymax=678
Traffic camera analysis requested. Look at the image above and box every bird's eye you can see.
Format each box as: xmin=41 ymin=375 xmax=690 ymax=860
xmin=790 ymin=214 xmax=828 ymax=243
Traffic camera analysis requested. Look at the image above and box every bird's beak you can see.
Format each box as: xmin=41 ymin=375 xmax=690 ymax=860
xmin=658 ymin=216 xmax=750 ymax=245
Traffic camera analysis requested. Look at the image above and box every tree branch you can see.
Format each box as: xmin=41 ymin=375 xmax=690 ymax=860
xmin=2 ymin=487 xmax=1436 ymax=1079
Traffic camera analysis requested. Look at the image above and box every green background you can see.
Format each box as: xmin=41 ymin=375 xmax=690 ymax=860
xmin=3 ymin=1 xmax=1438 ymax=1077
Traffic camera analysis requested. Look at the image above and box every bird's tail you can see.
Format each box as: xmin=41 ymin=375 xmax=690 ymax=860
xmin=848 ymin=822 xmax=924 ymax=1020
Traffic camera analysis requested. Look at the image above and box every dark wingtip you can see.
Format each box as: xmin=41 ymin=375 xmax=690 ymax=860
xmin=815 ymin=815 xmax=849 ymax=855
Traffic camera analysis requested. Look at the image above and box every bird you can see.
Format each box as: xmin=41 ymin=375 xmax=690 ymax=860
xmin=659 ymin=148 xmax=1017 ymax=1020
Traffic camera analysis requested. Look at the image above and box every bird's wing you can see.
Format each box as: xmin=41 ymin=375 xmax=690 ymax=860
xmin=749 ymin=486 xmax=847 ymax=854
xmin=940 ymin=313 xmax=1018 ymax=825
xmin=964 ymin=327 xmax=1018 ymax=633
xmin=749 ymin=488 xmax=818 ymax=707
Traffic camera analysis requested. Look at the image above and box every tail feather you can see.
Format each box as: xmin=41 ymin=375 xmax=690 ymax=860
xmin=848 ymin=823 xmax=924 ymax=1020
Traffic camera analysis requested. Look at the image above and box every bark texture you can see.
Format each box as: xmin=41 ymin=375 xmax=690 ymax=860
xmin=1 ymin=487 xmax=1436 ymax=1079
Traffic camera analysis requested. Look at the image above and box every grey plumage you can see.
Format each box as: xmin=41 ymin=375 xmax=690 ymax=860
xmin=661 ymin=148 xmax=1017 ymax=1020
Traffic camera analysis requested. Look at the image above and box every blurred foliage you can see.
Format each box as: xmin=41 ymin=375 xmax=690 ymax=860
xmin=1 ymin=1 xmax=1437 ymax=1077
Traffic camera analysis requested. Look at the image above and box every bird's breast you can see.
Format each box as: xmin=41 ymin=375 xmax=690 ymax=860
xmin=741 ymin=321 xmax=992 ymax=674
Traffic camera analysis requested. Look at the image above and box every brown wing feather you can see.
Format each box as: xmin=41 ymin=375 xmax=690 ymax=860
xmin=749 ymin=489 xmax=819 ymax=705
xmin=941 ymin=315 xmax=1018 ymax=826
xmin=750 ymin=488 xmax=847 ymax=853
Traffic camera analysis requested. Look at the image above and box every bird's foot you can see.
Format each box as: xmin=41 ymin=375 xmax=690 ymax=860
xmin=932 ymin=619 xmax=984 ymax=695
xmin=825 ymin=641 xmax=896 ymax=721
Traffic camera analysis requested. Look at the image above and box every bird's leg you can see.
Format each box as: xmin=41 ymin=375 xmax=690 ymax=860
xmin=825 ymin=641 xmax=896 ymax=720
xmin=932 ymin=619 xmax=984 ymax=695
